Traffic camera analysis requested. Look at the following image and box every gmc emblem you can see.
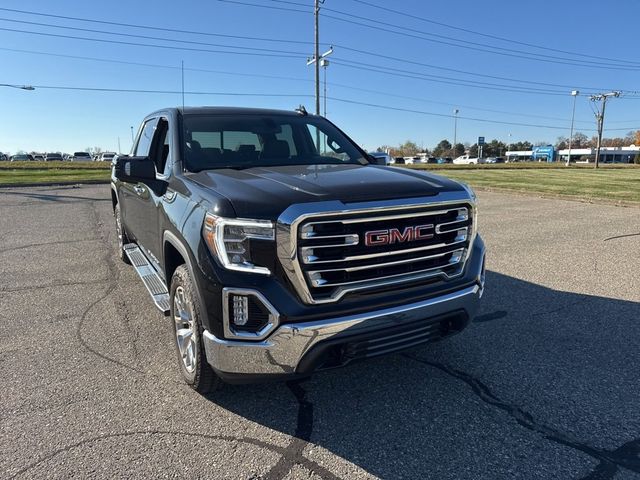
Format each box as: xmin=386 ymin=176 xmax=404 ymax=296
xmin=364 ymin=224 xmax=434 ymax=246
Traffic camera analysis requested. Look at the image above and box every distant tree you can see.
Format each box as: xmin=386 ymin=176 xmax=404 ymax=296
xmin=571 ymin=132 xmax=589 ymax=148
xmin=432 ymin=139 xmax=452 ymax=157
xmin=555 ymin=136 xmax=568 ymax=150
xmin=510 ymin=141 xmax=533 ymax=151
xmin=397 ymin=140 xmax=419 ymax=157
xmin=533 ymin=141 xmax=549 ymax=147
xmin=624 ymin=131 xmax=636 ymax=145
xmin=635 ymin=130 xmax=640 ymax=145
xmin=484 ymin=139 xmax=507 ymax=157
xmin=469 ymin=144 xmax=478 ymax=157
xmin=635 ymin=153 xmax=640 ymax=164
xmin=601 ymin=137 xmax=625 ymax=147
xmin=453 ymin=143 xmax=465 ymax=157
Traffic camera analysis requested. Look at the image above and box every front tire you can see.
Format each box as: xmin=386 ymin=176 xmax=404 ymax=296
xmin=170 ymin=265 xmax=221 ymax=394
xmin=114 ymin=203 xmax=130 ymax=264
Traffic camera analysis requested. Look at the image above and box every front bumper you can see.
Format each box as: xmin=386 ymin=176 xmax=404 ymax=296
xmin=202 ymin=272 xmax=484 ymax=381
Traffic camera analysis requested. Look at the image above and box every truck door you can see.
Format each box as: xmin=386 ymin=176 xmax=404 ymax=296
xmin=121 ymin=117 xmax=170 ymax=269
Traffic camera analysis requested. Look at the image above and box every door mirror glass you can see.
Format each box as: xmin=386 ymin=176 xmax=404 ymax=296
xmin=114 ymin=156 xmax=156 ymax=183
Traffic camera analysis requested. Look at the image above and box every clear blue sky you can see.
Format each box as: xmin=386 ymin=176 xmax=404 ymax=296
xmin=1 ymin=0 xmax=640 ymax=154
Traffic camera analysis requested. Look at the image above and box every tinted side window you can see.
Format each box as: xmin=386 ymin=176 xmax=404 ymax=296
xmin=135 ymin=120 xmax=156 ymax=156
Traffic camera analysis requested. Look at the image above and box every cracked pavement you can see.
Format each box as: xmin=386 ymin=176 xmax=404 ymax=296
xmin=1 ymin=185 xmax=639 ymax=479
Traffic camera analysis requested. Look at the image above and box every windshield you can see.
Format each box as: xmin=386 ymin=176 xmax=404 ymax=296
xmin=181 ymin=114 xmax=366 ymax=172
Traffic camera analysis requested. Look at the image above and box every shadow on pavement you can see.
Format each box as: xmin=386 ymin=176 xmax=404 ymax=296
xmin=210 ymin=271 xmax=640 ymax=479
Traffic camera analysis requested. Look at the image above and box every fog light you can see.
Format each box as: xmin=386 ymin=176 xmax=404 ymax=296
xmin=232 ymin=295 xmax=249 ymax=326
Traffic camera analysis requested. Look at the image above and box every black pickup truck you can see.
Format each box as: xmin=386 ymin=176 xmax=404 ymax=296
xmin=111 ymin=106 xmax=485 ymax=393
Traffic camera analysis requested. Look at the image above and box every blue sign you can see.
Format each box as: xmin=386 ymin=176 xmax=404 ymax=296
xmin=478 ymin=137 xmax=485 ymax=145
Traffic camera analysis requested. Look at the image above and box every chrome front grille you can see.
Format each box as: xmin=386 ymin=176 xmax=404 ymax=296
xmin=277 ymin=194 xmax=475 ymax=305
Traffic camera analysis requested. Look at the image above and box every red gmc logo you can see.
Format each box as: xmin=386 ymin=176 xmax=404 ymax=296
xmin=364 ymin=224 xmax=434 ymax=246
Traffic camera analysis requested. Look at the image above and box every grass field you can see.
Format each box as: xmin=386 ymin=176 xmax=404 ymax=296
xmin=0 ymin=161 xmax=110 ymax=185
xmin=1 ymin=161 xmax=638 ymax=204
xmin=405 ymin=164 xmax=640 ymax=204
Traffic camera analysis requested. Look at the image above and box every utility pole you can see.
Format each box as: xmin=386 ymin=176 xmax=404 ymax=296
xmin=566 ymin=90 xmax=580 ymax=167
xmin=314 ymin=0 xmax=320 ymax=115
xmin=590 ymin=91 xmax=620 ymax=169
xmin=321 ymin=57 xmax=329 ymax=117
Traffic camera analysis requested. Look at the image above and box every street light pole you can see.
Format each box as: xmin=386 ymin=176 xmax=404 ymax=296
xmin=453 ymin=108 xmax=459 ymax=156
xmin=566 ymin=90 xmax=579 ymax=167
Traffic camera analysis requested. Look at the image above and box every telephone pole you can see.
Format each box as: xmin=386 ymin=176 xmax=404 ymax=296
xmin=314 ymin=0 xmax=320 ymax=115
xmin=590 ymin=91 xmax=620 ymax=169
xmin=306 ymin=1 xmax=329 ymax=116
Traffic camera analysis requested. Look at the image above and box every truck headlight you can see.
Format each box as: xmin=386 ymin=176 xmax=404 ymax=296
xmin=459 ymin=182 xmax=478 ymax=239
xmin=203 ymin=214 xmax=274 ymax=275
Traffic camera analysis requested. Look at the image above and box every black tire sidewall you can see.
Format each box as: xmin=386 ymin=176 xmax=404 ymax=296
xmin=170 ymin=265 xmax=216 ymax=392
xmin=114 ymin=204 xmax=130 ymax=263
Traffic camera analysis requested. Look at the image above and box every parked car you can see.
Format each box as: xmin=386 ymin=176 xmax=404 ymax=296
xmin=97 ymin=152 xmax=117 ymax=162
xmin=10 ymin=154 xmax=34 ymax=161
xmin=0 ymin=152 xmax=8 ymax=161
xmin=367 ymin=151 xmax=393 ymax=165
xmin=485 ymin=157 xmax=505 ymax=164
xmin=437 ymin=157 xmax=453 ymax=164
xmin=453 ymin=155 xmax=483 ymax=165
xmin=45 ymin=153 xmax=64 ymax=162
xmin=70 ymin=152 xmax=92 ymax=161
xmin=111 ymin=106 xmax=485 ymax=393
xmin=394 ymin=157 xmax=405 ymax=164
xmin=33 ymin=154 xmax=45 ymax=161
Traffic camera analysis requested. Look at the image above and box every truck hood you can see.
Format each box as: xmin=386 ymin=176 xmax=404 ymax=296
xmin=188 ymin=164 xmax=464 ymax=218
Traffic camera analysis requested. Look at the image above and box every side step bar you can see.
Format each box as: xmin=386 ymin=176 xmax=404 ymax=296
xmin=124 ymin=243 xmax=171 ymax=316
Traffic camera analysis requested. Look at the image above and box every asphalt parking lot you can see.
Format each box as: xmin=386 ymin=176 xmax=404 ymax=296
xmin=1 ymin=184 xmax=639 ymax=479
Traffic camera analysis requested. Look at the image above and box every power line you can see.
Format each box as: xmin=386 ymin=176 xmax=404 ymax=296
xmin=345 ymin=0 xmax=640 ymax=66
xmin=0 ymin=26 xmax=303 ymax=59
xmin=330 ymin=59 xmax=572 ymax=96
xmin=0 ymin=45 xmax=607 ymax=126
xmin=1 ymin=6 xmax=628 ymax=91
xmin=334 ymin=44 xmax=616 ymax=92
xmin=0 ymin=18 xmax=307 ymax=55
xmin=0 ymin=6 xmax=314 ymax=45
xmin=242 ymin=0 xmax=640 ymax=70
xmin=327 ymin=96 xmax=596 ymax=130
xmin=0 ymin=46 xmax=599 ymax=125
xmin=3 ymin=79 xmax=593 ymax=130
xmin=0 ymin=47 xmax=312 ymax=83
xmin=321 ymin=12 xmax=640 ymax=71
xmin=31 ymin=84 xmax=314 ymax=97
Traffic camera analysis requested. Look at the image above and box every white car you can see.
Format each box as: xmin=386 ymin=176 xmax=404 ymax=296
xmin=453 ymin=155 xmax=483 ymax=165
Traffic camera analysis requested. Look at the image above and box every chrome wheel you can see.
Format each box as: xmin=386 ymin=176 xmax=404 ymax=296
xmin=173 ymin=286 xmax=197 ymax=374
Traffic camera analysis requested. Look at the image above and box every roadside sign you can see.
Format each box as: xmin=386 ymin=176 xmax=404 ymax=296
xmin=478 ymin=136 xmax=485 ymax=145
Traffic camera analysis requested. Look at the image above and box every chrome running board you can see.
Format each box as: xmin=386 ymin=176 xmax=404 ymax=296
xmin=124 ymin=243 xmax=170 ymax=315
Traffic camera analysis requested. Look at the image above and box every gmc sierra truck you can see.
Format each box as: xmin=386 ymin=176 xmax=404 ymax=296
xmin=111 ymin=107 xmax=485 ymax=393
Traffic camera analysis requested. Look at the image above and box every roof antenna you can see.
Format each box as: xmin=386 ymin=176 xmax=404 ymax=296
xmin=181 ymin=60 xmax=185 ymax=111
xmin=295 ymin=104 xmax=308 ymax=115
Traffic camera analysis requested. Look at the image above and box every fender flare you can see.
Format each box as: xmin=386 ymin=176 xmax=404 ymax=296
xmin=163 ymin=230 xmax=213 ymax=331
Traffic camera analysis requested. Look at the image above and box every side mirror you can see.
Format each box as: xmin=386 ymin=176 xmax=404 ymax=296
xmin=368 ymin=154 xmax=386 ymax=165
xmin=114 ymin=156 xmax=156 ymax=183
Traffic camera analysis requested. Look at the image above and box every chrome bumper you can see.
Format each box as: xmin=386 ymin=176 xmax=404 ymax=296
xmin=202 ymin=281 xmax=483 ymax=378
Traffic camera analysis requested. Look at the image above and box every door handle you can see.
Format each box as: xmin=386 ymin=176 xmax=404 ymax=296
xmin=133 ymin=185 xmax=145 ymax=195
